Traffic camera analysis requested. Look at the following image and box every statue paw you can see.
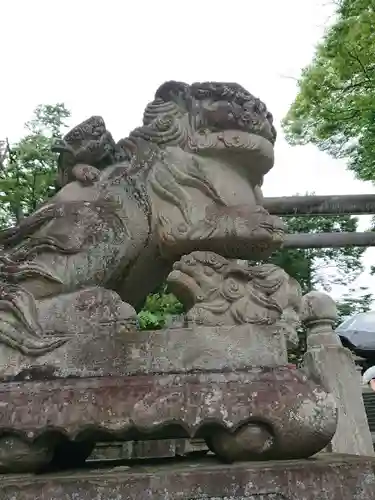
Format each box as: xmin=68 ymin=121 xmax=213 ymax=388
xmin=159 ymin=204 xmax=285 ymax=261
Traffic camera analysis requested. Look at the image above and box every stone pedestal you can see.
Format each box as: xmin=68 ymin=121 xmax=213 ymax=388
xmin=0 ymin=367 xmax=337 ymax=472
xmin=0 ymin=324 xmax=337 ymax=473
xmin=5 ymin=323 xmax=288 ymax=379
xmin=1 ymin=454 xmax=374 ymax=499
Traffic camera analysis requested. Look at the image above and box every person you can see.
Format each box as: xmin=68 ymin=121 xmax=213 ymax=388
xmin=362 ymin=366 xmax=375 ymax=391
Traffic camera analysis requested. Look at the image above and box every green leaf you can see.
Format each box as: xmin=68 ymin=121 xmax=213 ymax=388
xmin=283 ymin=0 xmax=375 ymax=182
xmin=1 ymin=104 xmax=71 ymax=223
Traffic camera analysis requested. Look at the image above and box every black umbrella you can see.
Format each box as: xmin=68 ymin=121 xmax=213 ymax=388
xmin=336 ymin=311 xmax=375 ymax=358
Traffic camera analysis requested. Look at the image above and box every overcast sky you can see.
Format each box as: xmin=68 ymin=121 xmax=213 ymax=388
xmin=2 ymin=0 xmax=375 ymax=302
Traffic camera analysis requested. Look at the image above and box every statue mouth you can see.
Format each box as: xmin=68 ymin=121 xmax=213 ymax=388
xmin=167 ymin=268 xmax=204 ymax=310
xmin=167 ymin=254 xmax=222 ymax=308
xmin=189 ymin=130 xmax=274 ymax=180
xmin=191 ymin=129 xmax=273 ymax=150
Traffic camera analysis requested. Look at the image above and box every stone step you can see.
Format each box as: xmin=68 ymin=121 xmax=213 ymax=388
xmin=1 ymin=454 xmax=374 ymax=499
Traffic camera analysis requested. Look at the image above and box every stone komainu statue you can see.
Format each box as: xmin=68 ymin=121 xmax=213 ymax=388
xmin=0 ymin=82 xmax=342 ymax=474
xmin=0 ymin=81 xmax=285 ymax=372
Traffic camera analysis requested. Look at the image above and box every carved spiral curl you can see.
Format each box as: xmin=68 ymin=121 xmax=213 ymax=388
xmin=130 ymin=113 xmax=186 ymax=147
xmin=143 ymin=98 xmax=181 ymax=125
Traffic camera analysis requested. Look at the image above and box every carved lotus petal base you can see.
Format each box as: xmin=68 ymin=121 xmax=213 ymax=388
xmin=0 ymin=366 xmax=337 ymax=473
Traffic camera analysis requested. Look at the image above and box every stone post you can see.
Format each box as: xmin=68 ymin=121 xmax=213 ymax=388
xmin=302 ymin=291 xmax=374 ymax=456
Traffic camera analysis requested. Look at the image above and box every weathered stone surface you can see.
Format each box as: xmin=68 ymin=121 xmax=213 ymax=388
xmin=1 ymin=454 xmax=374 ymax=499
xmin=302 ymin=291 xmax=374 ymax=456
xmin=0 ymin=257 xmax=339 ymax=472
xmin=0 ymin=82 xmax=284 ymax=370
xmin=0 ymin=323 xmax=288 ymax=379
xmin=0 ymin=366 xmax=337 ymax=471
xmin=51 ymin=115 xmax=124 ymax=188
xmin=53 ymin=324 xmax=288 ymax=377
xmin=0 ymin=286 xmax=137 ymax=378
xmin=0 ymin=248 xmax=307 ymax=377
xmin=167 ymin=251 xmax=302 ymax=349
xmin=0 ymin=81 xmax=350 ymax=500
xmin=37 ymin=286 xmax=137 ymax=337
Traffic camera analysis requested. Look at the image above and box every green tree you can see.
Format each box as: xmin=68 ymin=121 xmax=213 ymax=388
xmin=336 ymin=289 xmax=373 ymax=321
xmin=270 ymin=210 xmax=372 ymax=362
xmin=282 ymin=0 xmax=375 ymax=182
xmin=0 ymin=104 xmax=70 ymax=227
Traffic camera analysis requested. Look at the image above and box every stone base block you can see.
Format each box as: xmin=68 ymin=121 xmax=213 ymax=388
xmin=0 ymin=367 xmax=336 ymax=472
xmin=1 ymin=454 xmax=374 ymax=499
xmin=2 ymin=324 xmax=288 ymax=379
